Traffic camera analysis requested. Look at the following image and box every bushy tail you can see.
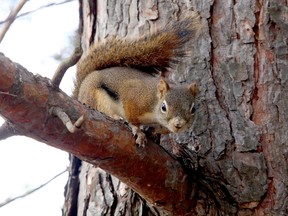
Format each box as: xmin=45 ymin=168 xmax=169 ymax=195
xmin=74 ymin=14 xmax=202 ymax=97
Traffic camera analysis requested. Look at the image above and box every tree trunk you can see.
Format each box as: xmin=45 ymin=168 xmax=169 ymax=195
xmin=0 ymin=0 xmax=285 ymax=215
xmin=62 ymin=0 xmax=288 ymax=215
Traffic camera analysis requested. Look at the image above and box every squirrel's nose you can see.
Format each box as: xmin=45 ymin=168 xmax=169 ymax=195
xmin=173 ymin=117 xmax=185 ymax=129
xmin=175 ymin=123 xmax=182 ymax=129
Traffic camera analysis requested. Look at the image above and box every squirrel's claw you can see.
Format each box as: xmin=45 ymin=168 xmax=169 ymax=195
xmin=135 ymin=131 xmax=147 ymax=148
xmin=131 ymin=125 xmax=147 ymax=147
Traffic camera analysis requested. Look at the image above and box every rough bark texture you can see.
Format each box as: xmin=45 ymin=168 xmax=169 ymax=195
xmin=0 ymin=52 xmax=193 ymax=215
xmin=0 ymin=0 xmax=286 ymax=215
xmin=63 ymin=0 xmax=288 ymax=215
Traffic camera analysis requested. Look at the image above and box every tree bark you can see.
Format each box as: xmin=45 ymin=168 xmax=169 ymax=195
xmin=64 ymin=0 xmax=288 ymax=215
xmin=0 ymin=52 xmax=192 ymax=215
xmin=0 ymin=0 xmax=287 ymax=215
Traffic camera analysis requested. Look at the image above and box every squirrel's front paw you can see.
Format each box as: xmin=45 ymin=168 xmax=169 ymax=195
xmin=135 ymin=131 xmax=147 ymax=147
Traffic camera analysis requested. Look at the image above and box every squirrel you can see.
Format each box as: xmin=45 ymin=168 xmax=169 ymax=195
xmin=74 ymin=15 xmax=201 ymax=147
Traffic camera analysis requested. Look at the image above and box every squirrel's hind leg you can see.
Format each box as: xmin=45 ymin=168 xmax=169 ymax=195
xmin=130 ymin=124 xmax=147 ymax=147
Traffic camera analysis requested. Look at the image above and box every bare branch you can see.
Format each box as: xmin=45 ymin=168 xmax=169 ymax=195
xmin=0 ymin=0 xmax=76 ymax=25
xmin=0 ymin=169 xmax=68 ymax=208
xmin=52 ymin=1 xmax=83 ymax=87
xmin=0 ymin=121 xmax=22 ymax=140
xmin=0 ymin=53 xmax=194 ymax=215
xmin=51 ymin=35 xmax=83 ymax=87
xmin=50 ymin=106 xmax=84 ymax=133
xmin=0 ymin=0 xmax=28 ymax=43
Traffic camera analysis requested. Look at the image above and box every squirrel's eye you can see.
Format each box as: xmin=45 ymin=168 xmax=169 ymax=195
xmin=161 ymin=101 xmax=167 ymax=113
xmin=190 ymin=103 xmax=196 ymax=114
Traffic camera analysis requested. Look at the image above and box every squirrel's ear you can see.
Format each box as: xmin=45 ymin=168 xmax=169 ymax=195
xmin=189 ymin=82 xmax=198 ymax=97
xmin=157 ymin=79 xmax=169 ymax=99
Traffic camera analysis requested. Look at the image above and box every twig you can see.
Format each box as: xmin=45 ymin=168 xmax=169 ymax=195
xmin=51 ymin=36 xmax=83 ymax=87
xmin=51 ymin=0 xmax=83 ymax=87
xmin=0 ymin=168 xmax=68 ymax=208
xmin=0 ymin=121 xmax=22 ymax=141
xmin=50 ymin=107 xmax=84 ymax=133
xmin=0 ymin=0 xmax=28 ymax=43
xmin=0 ymin=0 xmax=75 ymax=25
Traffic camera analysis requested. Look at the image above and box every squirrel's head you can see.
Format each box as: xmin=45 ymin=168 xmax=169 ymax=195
xmin=156 ymin=79 xmax=198 ymax=133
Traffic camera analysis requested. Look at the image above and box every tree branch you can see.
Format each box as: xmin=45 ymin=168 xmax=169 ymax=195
xmin=52 ymin=0 xmax=83 ymax=87
xmin=50 ymin=106 xmax=84 ymax=133
xmin=0 ymin=121 xmax=22 ymax=140
xmin=0 ymin=0 xmax=76 ymax=25
xmin=0 ymin=0 xmax=28 ymax=43
xmin=51 ymin=23 xmax=82 ymax=87
xmin=0 ymin=168 xmax=68 ymax=208
xmin=0 ymin=53 xmax=194 ymax=215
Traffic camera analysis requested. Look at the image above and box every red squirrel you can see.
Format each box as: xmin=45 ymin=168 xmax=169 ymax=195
xmin=74 ymin=15 xmax=201 ymax=147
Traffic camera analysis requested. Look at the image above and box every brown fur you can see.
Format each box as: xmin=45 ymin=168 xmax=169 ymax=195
xmin=75 ymin=15 xmax=201 ymax=146
xmin=74 ymin=15 xmax=201 ymax=98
